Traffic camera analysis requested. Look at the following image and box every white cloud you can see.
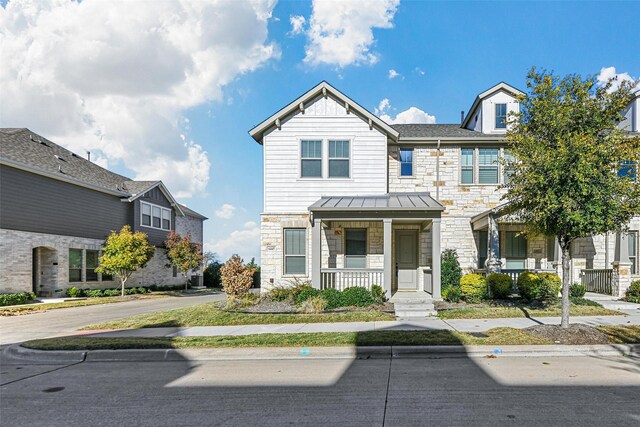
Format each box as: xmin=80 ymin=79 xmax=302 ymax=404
xmin=0 ymin=0 xmax=279 ymax=198
xmin=301 ymin=0 xmax=400 ymax=67
xmin=243 ymin=221 xmax=257 ymax=229
xmin=388 ymin=69 xmax=400 ymax=79
xmin=215 ymin=204 xmax=236 ymax=219
xmin=413 ymin=67 xmax=425 ymax=76
xmin=597 ymin=67 xmax=636 ymax=93
xmin=207 ymin=224 xmax=260 ymax=262
xmin=375 ymin=98 xmax=436 ymax=124
xmin=289 ymin=15 xmax=306 ymax=34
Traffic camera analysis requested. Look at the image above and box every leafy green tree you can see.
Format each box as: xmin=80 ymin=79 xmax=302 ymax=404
xmin=503 ymin=68 xmax=640 ymax=327
xmin=96 ymin=226 xmax=155 ymax=296
xmin=165 ymin=232 xmax=204 ymax=290
xmin=441 ymin=249 xmax=462 ymax=291
xmin=246 ymin=257 xmax=261 ymax=288
xmin=203 ymin=252 xmax=223 ymax=288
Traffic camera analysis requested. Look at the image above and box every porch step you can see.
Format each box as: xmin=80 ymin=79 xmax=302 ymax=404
xmin=393 ymin=301 xmax=436 ymax=319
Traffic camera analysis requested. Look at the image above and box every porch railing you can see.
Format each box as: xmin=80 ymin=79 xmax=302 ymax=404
xmin=320 ymin=268 xmax=384 ymax=291
xmin=581 ymin=269 xmax=613 ymax=295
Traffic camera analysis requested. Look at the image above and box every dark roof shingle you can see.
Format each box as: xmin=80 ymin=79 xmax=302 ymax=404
xmin=391 ymin=124 xmax=502 ymax=139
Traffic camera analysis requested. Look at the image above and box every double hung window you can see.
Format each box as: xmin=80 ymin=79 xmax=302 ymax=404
xmin=301 ymin=140 xmax=322 ymax=178
xmin=400 ymin=148 xmax=413 ymax=177
xmin=461 ymin=148 xmax=475 ymax=184
xmin=329 ymin=140 xmax=350 ymax=178
xmin=495 ymin=103 xmax=507 ymax=129
xmin=478 ymin=148 xmax=499 ymax=184
xmin=69 ymin=249 xmax=82 ymax=282
xmin=284 ymin=229 xmax=306 ymax=275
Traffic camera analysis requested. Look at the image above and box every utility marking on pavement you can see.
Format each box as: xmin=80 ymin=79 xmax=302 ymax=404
xmin=381 ymin=347 xmax=393 ymax=427
xmin=0 ymin=358 xmax=85 ymax=387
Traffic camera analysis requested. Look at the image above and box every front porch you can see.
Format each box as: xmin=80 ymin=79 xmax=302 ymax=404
xmin=309 ymin=193 xmax=444 ymax=300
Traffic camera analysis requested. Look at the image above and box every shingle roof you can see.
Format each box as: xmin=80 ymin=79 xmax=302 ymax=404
xmin=309 ymin=193 xmax=444 ymax=211
xmin=392 ymin=124 xmax=501 ymax=139
xmin=179 ymin=203 xmax=208 ymax=220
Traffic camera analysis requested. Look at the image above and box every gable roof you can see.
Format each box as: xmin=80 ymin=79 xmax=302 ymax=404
xmin=249 ymin=81 xmax=400 ymax=144
xmin=461 ymin=82 xmax=524 ymax=129
xmin=0 ymin=128 xmax=204 ymax=218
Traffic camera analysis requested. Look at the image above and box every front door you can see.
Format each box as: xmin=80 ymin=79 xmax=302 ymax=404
xmin=396 ymin=230 xmax=418 ymax=291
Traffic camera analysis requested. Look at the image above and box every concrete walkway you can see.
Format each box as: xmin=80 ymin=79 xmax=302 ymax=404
xmin=584 ymin=291 xmax=640 ymax=311
xmin=79 ymin=311 xmax=640 ymax=339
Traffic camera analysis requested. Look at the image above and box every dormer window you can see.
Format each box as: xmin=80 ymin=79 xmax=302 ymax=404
xmin=495 ymin=103 xmax=507 ymax=129
xmin=141 ymin=201 xmax=171 ymax=231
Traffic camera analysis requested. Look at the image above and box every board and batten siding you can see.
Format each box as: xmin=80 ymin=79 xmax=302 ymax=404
xmin=133 ymin=187 xmax=176 ymax=247
xmin=0 ymin=165 xmax=132 ymax=240
xmin=263 ymin=94 xmax=388 ymax=213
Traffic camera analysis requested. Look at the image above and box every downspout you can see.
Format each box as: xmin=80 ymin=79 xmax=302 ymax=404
xmin=436 ymin=139 xmax=441 ymax=200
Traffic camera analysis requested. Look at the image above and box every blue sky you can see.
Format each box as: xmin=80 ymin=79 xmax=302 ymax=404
xmin=1 ymin=0 xmax=639 ymax=263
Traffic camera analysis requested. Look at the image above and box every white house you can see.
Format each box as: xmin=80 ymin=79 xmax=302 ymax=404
xmin=249 ymin=82 xmax=639 ymax=304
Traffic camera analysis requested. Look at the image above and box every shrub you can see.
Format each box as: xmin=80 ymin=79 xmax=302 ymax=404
xmin=626 ymin=280 xmax=640 ymax=303
xmin=518 ymin=272 xmax=561 ymax=301
xmin=295 ymin=287 xmax=321 ymax=305
xmin=65 ymin=287 xmax=83 ymax=298
xmin=569 ymin=283 xmax=586 ymax=298
xmin=104 ymin=289 xmax=121 ymax=297
xmin=85 ymin=289 xmax=103 ymax=298
xmin=0 ymin=292 xmax=36 ymax=307
xmin=225 ymin=292 xmax=259 ymax=310
xmin=442 ymin=286 xmax=462 ymax=303
xmin=486 ymin=273 xmax=513 ymax=299
xmin=371 ymin=285 xmax=386 ymax=304
xmin=441 ymin=249 xmax=462 ymax=291
xmin=298 ymin=296 xmax=327 ymax=314
xmin=289 ymin=281 xmax=313 ymax=300
xmin=340 ymin=287 xmax=374 ymax=307
xmin=320 ymin=288 xmax=342 ymax=309
xmin=569 ymin=296 xmax=601 ymax=307
xmin=268 ymin=286 xmax=293 ymax=302
xmin=220 ymin=255 xmax=255 ymax=299
xmin=149 ymin=284 xmax=158 ymax=292
xmin=125 ymin=287 xmax=137 ymax=295
xmin=460 ymin=273 xmax=487 ymax=303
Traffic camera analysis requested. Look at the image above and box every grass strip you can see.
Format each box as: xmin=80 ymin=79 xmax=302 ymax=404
xmin=23 ymin=327 xmax=556 ymax=350
xmin=437 ymin=304 xmax=622 ymax=320
xmin=0 ymin=293 xmax=171 ymax=316
xmin=81 ymin=303 xmax=396 ymax=330
xmin=597 ymin=325 xmax=640 ymax=344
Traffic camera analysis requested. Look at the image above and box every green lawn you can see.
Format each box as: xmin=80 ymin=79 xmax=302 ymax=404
xmin=22 ymin=326 xmax=640 ymax=350
xmin=81 ymin=303 xmax=396 ymax=330
xmin=437 ymin=303 xmax=622 ymax=320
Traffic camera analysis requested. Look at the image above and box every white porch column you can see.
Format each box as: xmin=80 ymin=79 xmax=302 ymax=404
xmin=311 ymin=219 xmax=322 ymax=289
xmin=487 ymin=214 xmax=502 ymax=273
xmin=431 ymin=218 xmax=442 ymax=299
xmin=612 ymin=232 xmax=632 ymax=297
xmin=383 ymin=218 xmax=393 ymax=297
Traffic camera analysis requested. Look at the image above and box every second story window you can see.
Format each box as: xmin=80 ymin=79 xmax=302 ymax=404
xmin=141 ymin=201 xmax=171 ymax=231
xmin=461 ymin=148 xmax=474 ymax=184
xmin=400 ymin=148 xmax=413 ymax=177
xmin=329 ymin=140 xmax=350 ymax=178
xmin=301 ymin=140 xmax=322 ymax=178
xmin=478 ymin=148 xmax=499 ymax=184
xmin=495 ymin=103 xmax=507 ymax=129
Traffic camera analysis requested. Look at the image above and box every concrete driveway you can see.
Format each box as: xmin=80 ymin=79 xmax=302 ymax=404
xmin=0 ymin=293 xmax=226 ymax=345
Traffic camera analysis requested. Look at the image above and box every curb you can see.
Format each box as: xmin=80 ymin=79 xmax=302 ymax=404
xmin=6 ymin=344 xmax=639 ymax=363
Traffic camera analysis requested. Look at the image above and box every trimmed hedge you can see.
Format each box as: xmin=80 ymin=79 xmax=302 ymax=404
xmin=340 ymin=287 xmax=375 ymax=307
xmin=460 ymin=273 xmax=487 ymax=303
xmin=486 ymin=273 xmax=513 ymax=299
xmin=569 ymin=283 xmax=587 ymax=298
xmin=0 ymin=292 xmax=36 ymax=307
xmin=442 ymin=286 xmax=462 ymax=303
xmin=65 ymin=286 xmax=154 ymax=298
xmin=320 ymin=288 xmax=342 ymax=309
xmin=517 ymin=271 xmax=561 ymax=301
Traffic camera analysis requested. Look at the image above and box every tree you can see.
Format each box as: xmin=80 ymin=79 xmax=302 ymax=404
xmin=245 ymin=257 xmax=261 ymax=288
xmin=220 ymin=254 xmax=255 ymax=299
xmin=165 ymin=232 xmax=204 ymax=290
xmin=441 ymin=249 xmax=462 ymax=291
xmin=96 ymin=225 xmax=155 ymax=297
xmin=503 ymin=68 xmax=640 ymax=328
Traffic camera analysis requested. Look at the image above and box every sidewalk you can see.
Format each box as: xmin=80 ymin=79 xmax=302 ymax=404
xmin=75 ymin=311 xmax=640 ymax=339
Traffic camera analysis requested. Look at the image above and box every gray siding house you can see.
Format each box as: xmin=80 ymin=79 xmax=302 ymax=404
xmin=0 ymin=128 xmax=207 ymax=296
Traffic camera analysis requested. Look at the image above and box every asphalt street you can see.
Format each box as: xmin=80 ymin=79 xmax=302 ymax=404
xmin=0 ymin=293 xmax=225 ymax=345
xmin=1 ymin=351 xmax=639 ymax=426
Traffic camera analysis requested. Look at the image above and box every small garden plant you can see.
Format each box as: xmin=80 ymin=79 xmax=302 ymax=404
xmin=460 ymin=273 xmax=487 ymax=303
xmin=0 ymin=292 xmax=36 ymax=307
xmin=220 ymin=254 xmax=255 ymax=300
xmin=626 ymin=280 xmax=640 ymax=304
xmin=261 ymin=284 xmax=386 ymax=313
xmin=486 ymin=273 xmax=513 ymax=299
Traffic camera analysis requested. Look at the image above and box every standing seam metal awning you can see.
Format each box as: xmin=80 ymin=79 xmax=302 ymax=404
xmin=309 ymin=193 xmax=444 ymax=218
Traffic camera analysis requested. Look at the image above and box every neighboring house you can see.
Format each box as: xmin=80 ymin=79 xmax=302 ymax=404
xmin=250 ymin=82 xmax=639 ymax=300
xmin=0 ymin=128 xmax=207 ymax=296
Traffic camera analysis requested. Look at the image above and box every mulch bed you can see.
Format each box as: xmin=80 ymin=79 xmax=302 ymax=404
xmin=525 ymin=324 xmax=612 ymax=345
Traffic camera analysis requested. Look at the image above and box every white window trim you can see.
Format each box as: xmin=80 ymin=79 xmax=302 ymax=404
xmin=398 ymin=147 xmax=415 ymax=178
xmin=297 ymin=137 xmax=354 ymax=181
xmin=283 ymin=228 xmax=308 ymax=277
xmin=140 ymin=201 xmax=172 ymax=231
xmin=459 ymin=147 xmax=504 ymax=186
xmin=344 ymin=227 xmax=369 ymax=269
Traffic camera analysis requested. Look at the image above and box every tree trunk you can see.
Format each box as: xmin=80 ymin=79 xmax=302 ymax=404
xmin=184 ymin=272 xmax=189 ymax=291
xmin=120 ymin=276 xmax=127 ymax=297
xmin=560 ymin=241 xmax=572 ymax=328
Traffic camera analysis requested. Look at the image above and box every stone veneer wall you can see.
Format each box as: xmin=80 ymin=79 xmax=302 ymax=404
xmin=0 ymin=229 xmax=183 ymax=295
